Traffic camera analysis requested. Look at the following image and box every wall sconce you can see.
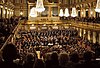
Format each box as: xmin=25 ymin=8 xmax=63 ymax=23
xmin=0 ymin=5 xmax=3 ymax=8
xmin=78 ymin=10 xmax=80 ymax=11
xmin=5 ymin=7 xmax=7 ymax=9
xmin=82 ymin=12 xmax=84 ymax=15
xmin=20 ymin=11 xmax=23 ymax=15
xmin=91 ymin=11 xmax=93 ymax=15
xmin=32 ymin=24 xmax=34 ymax=26
xmin=86 ymin=9 xmax=88 ymax=11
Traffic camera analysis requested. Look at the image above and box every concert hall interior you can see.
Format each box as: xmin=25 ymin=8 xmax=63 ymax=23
xmin=0 ymin=0 xmax=100 ymax=68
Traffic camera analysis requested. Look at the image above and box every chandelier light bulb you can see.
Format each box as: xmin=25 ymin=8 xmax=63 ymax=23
xmin=91 ymin=11 xmax=93 ymax=15
xmin=59 ymin=9 xmax=64 ymax=17
xmin=95 ymin=0 xmax=100 ymax=13
xmin=64 ymin=8 xmax=69 ymax=17
xmin=71 ymin=7 xmax=77 ymax=17
xmin=82 ymin=12 xmax=84 ymax=15
xmin=30 ymin=7 xmax=37 ymax=17
xmin=35 ymin=0 xmax=45 ymax=12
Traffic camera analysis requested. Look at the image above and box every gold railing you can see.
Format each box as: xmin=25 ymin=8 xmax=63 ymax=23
xmin=69 ymin=21 xmax=100 ymax=31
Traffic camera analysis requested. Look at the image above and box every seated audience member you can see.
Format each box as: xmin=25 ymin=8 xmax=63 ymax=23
xmin=70 ymin=52 xmax=79 ymax=63
xmin=45 ymin=53 xmax=52 ymax=68
xmin=63 ymin=52 xmax=80 ymax=68
xmin=83 ymin=51 xmax=93 ymax=63
xmin=78 ymin=51 xmax=96 ymax=68
xmin=33 ymin=59 xmax=45 ymax=68
xmin=50 ymin=52 xmax=60 ymax=68
xmin=59 ymin=53 xmax=69 ymax=68
xmin=0 ymin=43 xmax=22 ymax=68
xmin=23 ymin=53 xmax=35 ymax=68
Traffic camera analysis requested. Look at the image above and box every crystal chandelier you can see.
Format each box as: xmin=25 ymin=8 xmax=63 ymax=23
xmin=64 ymin=8 xmax=69 ymax=17
xmin=95 ymin=0 xmax=100 ymax=13
xmin=59 ymin=9 xmax=64 ymax=17
xmin=71 ymin=7 xmax=77 ymax=17
xmin=35 ymin=0 xmax=45 ymax=12
xmin=30 ymin=7 xmax=37 ymax=17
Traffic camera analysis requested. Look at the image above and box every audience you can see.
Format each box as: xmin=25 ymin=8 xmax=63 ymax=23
xmin=0 ymin=18 xmax=100 ymax=68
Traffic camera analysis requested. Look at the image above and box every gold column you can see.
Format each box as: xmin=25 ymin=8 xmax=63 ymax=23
xmin=48 ymin=6 xmax=51 ymax=20
xmin=1 ymin=6 xmax=3 ymax=18
xmin=5 ymin=9 xmax=7 ymax=18
xmin=3 ymin=8 xmax=6 ymax=18
xmin=80 ymin=8 xmax=83 ymax=17
xmin=88 ymin=31 xmax=91 ymax=41
xmin=81 ymin=8 xmax=85 ymax=17
xmin=0 ymin=7 xmax=1 ymax=18
xmin=49 ymin=6 xmax=51 ymax=17
xmin=76 ymin=28 xmax=79 ymax=31
xmin=93 ymin=32 xmax=96 ymax=43
xmin=80 ymin=29 xmax=82 ymax=37
xmin=76 ymin=28 xmax=79 ymax=36
xmin=8 ymin=10 xmax=10 ymax=18
xmin=9 ymin=10 xmax=11 ymax=18
xmin=84 ymin=9 xmax=86 ymax=17
xmin=58 ymin=6 xmax=60 ymax=20
xmin=88 ymin=8 xmax=91 ymax=17
xmin=28 ymin=2 xmax=30 ymax=20
xmin=7 ymin=9 xmax=8 ymax=18
xmin=99 ymin=33 xmax=100 ymax=44
xmin=83 ymin=29 xmax=86 ymax=38
xmin=93 ymin=8 xmax=96 ymax=18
